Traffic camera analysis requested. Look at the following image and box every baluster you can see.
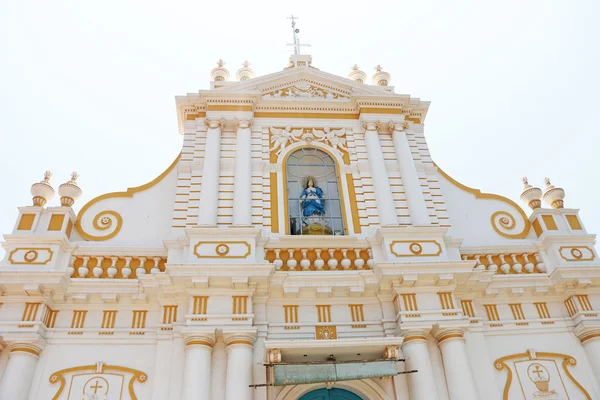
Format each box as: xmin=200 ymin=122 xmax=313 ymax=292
xmin=68 ymin=256 xmax=76 ymax=277
xmin=473 ymin=254 xmax=484 ymax=270
xmin=499 ymin=254 xmax=511 ymax=274
xmin=122 ymin=257 xmax=132 ymax=278
xmin=353 ymin=249 xmax=365 ymax=269
xmin=486 ymin=255 xmax=498 ymax=272
xmin=93 ymin=256 xmax=104 ymax=277
xmin=151 ymin=257 xmax=161 ymax=274
xmin=287 ymin=249 xmax=297 ymax=270
xmin=341 ymin=249 xmax=351 ymax=269
xmin=78 ymin=256 xmax=90 ymax=278
xmin=108 ymin=257 xmax=118 ymax=278
xmin=300 ymin=249 xmax=311 ymax=270
xmin=534 ymin=253 xmax=547 ymax=272
xmin=523 ymin=253 xmax=535 ymax=273
xmin=510 ymin=254 xmax=523 ymax=273
xmin=327 ymin=249 xmax=338 ymax=269
xmin=136 ymin=257 xmax=147 ymax=276
xmin=314 ymin=249 xmax=325 ymax=270
xmin=366 ymin=249 xmax=374 ymax=269
xmin=273 ymin=249 xmax=283 ymax=270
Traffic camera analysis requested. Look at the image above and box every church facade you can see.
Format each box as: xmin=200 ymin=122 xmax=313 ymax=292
xmin=1 ymin=52 xmax=600 ymax=400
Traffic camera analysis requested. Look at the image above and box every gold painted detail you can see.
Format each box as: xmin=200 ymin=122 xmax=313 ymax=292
xmin=437 ymin=333 xmax=464 ymax=343
xmin=401 ymin=294 xmax=418 ymax=312
xmin=542 ymin=215 xmax=558 ymax=230
xmin=284 ymin=305 xmax=299 ymax=323
xmin=532 ymin=219 xmax=543 ymax=238
xmin=461 ymin=300 xmax=475 ymax=318
xmin=558 ymin=246 xmax=595 ymax=262
xmin=390 ymin=240 xmax=442 ymax=257
xmin=71 ymin=310 xmax=87 ymax=329
xmin=438 ymin=293 xmax=455 ymax=310
xmin=317 ymin=305 xmax=332 ymax=323
xmin=192 ymin=296 xmax=208 ymax=315
xmin=162 ymin=305 xmax=177 ymax=325
xmin=49 ymin=362 xmax=147 ymax=400
xmin=194 ymin=241 xmax=251 ymax=259
xmin=315 ymin=325 xmax=337 ymax=340
xmin=76 ymin=153 xmax=180 ymax=241
xmin=349 ymin=304 xmax=365 ymax=323
xmin=22 ymin=303 xmax=41 ymax=322
xmin=70 ymin=256 xmax=166 ymax=279
xmin=48 ymin=214 xmax=65 ymax=231
xmin=534 ymin=303 xmax=551 ymax=319
xmin=8 ymin=248 xmax=53 ymax=265
xmin=270 ymin=172 xmax=279 ymax=233
xmin=484 ymin=304 xmax=501 ymax=321
xmin=566 ymin=215 xmax=583 ymax=230
xmin=43 ymin=307 xmax=59 ymax=328
xmin=11 ymin=344 xmax=42 ymax=356
xmin=131 ymin=311 xmax=147 ymax=329
xmin=436 ymin=164 xmax=530 ymax=239
xmin=509 ymin=304 xmax=526 ymax=320
xmin=101 ymin=310 xmax=117 ymax=329
xmin=18 ymin=213 xmax=36 ymax=230
xmin=186 ymin=339 xmax=213 ymax=348
xmin=226 ymin=339 xmax=254 ymax=347
xmin=265 ymin=247 xmax=372 ymax=271
xmin=494 ymin=351 xmax=592 ymax=400
xmin=402 ymin=335 xmax=427 ymax=344
xmin=232 ymin=296 xmax=248 ymax=315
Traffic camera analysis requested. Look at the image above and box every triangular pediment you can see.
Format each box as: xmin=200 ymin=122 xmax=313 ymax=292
xmin=208 ymin=65 xmax=398 ymax=100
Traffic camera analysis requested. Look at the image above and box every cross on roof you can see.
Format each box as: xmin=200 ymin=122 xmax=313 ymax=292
xmin=286 ymin=15 xmax=311 ymax=55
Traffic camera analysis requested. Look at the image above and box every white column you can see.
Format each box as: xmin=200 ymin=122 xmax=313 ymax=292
xmin=401 ymin=332 xmax=439 ymax=400
xmin=579 ymin=330 xmax=600 ymax=385
xmin=225 ymin=335 xmax=255 ymax=400
xmin=435 ymin=329 xmax=479 ymax=400
xmin=233 ymin=119 xmax=253 ymax=226
xmin=198 ymin=118 xmax=223 ymax=225
xmin=0 ymin=343 xmax=43 ymax=400
xmin=211 ymin=335 xmax=227 ymax=400
xmin=362 ymin=121 xmax=398 ymax=226
xmin=389 ymin=121 xmax=431 ymax=226
xmin=182 ymin=336 xmax=214 ymax=400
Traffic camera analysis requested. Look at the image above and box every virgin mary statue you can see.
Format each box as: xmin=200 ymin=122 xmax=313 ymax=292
xmin=300 ymin=177 xmax=326 ymax=216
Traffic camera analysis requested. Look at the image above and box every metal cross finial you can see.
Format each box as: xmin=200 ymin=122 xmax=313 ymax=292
xmin=375 ymin=65 xmax=383 ymax=72
xmin=242 ymin=60 xmax=250 ymax=68
xmin=217 ymin=59 xmax=225 ymax=67
xmin=286 ymin=15 xmax=310 ymax=55
xmin=351 ymin=64 xmax=359 ymax=71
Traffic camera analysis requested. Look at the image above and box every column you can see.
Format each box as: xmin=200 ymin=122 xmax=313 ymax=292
xmin=434 ymin=329 xmax=479 ymax=400
xmin=198 ymin=118 xmax=224 ymax=225
xmin=182 ymin=335 xmax=215 ymax=400
xmin=579 ymin=329 xmax=600 ymax=384
xmin=225 ymin=334 xmax=255 ymax=400
xmin=389 ymin=122 xmax=431 ymax=226
xmin=0 ymin=342 xmax=44 ymax=400
xmin=401 ymin=331 xmax=439 ymax=400
xmin=362 ymin=121 xmax=398 ymax=226
xmin=233 ymin=119 xmax=253 ymax=226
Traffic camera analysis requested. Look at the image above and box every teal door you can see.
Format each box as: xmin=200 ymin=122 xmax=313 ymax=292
xmin=299 ymin=388 xmax=362 ymax=400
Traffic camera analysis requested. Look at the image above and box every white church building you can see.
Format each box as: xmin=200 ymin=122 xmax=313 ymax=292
xmin=1 ymin=35 xmax=599 ymax=400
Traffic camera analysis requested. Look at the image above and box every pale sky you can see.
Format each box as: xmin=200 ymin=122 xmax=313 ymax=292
xmin=1 ymin=0 xmax=599 ymax=256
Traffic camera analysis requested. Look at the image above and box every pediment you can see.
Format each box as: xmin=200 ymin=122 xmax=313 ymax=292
xmin=209 ymin=66 xmax=396 ymax=101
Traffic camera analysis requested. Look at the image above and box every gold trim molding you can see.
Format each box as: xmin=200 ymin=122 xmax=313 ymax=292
xmin=76 ymin=153 xmax=180 ymax=241
xmin=193 ymin=241 xmax=251 ymax=259
xmin=8 ymin=247 xmax=54 ymax=265
xmin=436 ymin=164 xmax=530 ymax=239
xmin=494 ymin=351 xmax=591 ymax=400
xmin=389 ymin=240 xmax=442 ymax=257
xmin=49 ymin=362 xmax=147 ymax=400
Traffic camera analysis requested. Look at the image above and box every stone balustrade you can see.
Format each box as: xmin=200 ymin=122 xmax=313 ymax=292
xmin=264 ymin=248 xmax=373 ymax=271
xmin=68 ymin=256 xmax=166 ymax=279
xmin=462 ymin=252 xmax=546 ymax=274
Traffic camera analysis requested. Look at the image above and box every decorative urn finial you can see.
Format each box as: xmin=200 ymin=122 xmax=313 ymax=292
xmin=348 ymin=64 xmax=366 ymax=83
xmin=58 ymin=172 xmax=82 ymax=207
xmin=236 ymin=60 xmax=255 ymax=81
xmin=210 ymin=59 xmax=230 ymax=82
xmin=30 ymin=171 xmax=55 ymax=207
xmin=372 ymin=65 xmax=391 ymax=86
xmin=542 ymin=177 xmax=565 ymax=209
xmin=519 ymin=176 xmax=542 ymax=210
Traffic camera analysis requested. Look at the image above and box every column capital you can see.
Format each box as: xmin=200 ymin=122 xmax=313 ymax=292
xmin=360 ymin=120 xmax=380 ymax=131
xmin=233 ymin=119 xmax=253 ymax=130
xmin=9 ymin=341 xmax=44 ymax=357
xmin=431 ymin=326 xmax=466 ymax=345
xmin=401 ymin=329 xmax=429 ymax=346
xmin=205 ymin=118 xmax=225 ymax=130
xmin=388 ymin=121 xmax=408 ymax=134
xmin=578 ymin=328 xmax=600 ymax=344
xmin=184 ymin=333 xmax=216 ymax=349
xmin=224 ymin=332 xmax=256 ymax=347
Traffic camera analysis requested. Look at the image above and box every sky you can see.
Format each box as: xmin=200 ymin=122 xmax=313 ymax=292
xmin=1 ymin=0 xmax=599 ymax=256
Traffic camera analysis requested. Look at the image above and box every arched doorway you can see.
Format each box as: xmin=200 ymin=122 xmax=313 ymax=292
xmin=299 ymin=388 xmax=362 ymax=400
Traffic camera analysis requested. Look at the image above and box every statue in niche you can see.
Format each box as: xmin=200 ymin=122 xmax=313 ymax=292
xmin=299 ymin=177 xmax=332 ymax=235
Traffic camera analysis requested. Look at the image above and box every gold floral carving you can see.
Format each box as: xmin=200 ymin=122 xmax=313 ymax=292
xmin=76 ymin=153 xmax=181 ymax=241
xmin=49 ymin=363 xmax=147 ymax=400
xmin=436 ymin=164 xmax=530 ymax=239
xmin=262 ymin=81 xmax=349 ymax=100
xmin=494 ymin=351 xmax=591 ymax=400
xmin=315 ymin=325 xmax=337 ymax=340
